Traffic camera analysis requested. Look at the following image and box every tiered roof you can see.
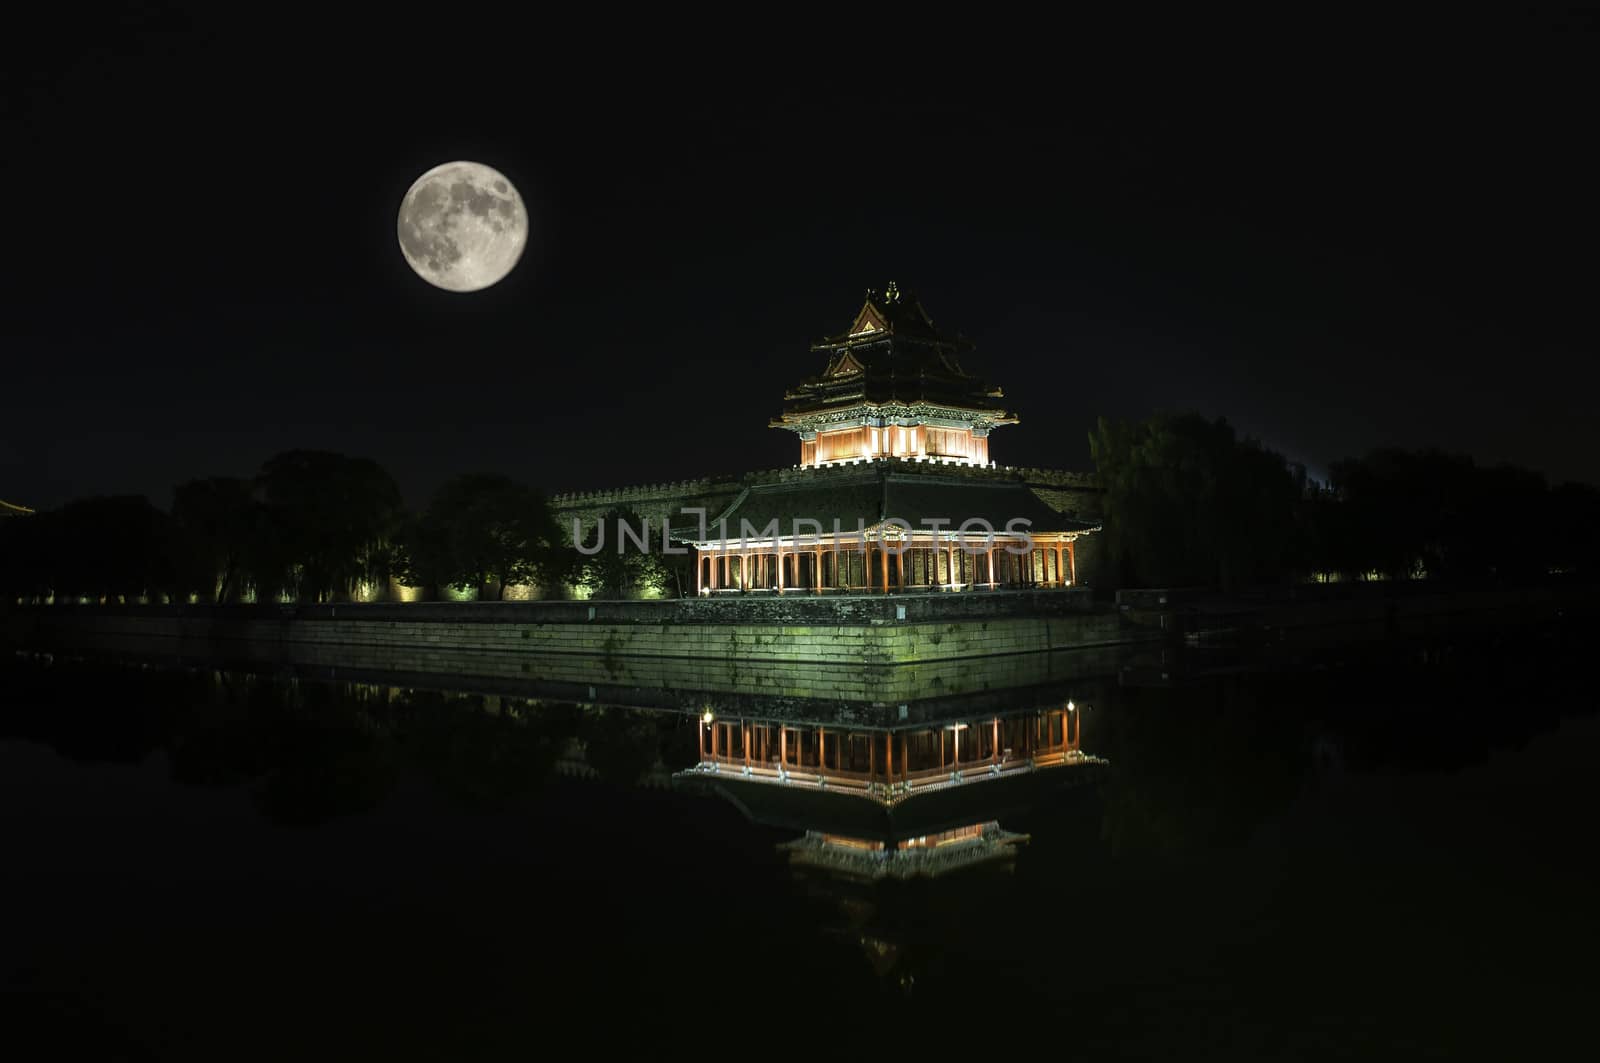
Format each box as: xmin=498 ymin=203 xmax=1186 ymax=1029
xmin=773 ymin=282 xmax=1017 ymax=426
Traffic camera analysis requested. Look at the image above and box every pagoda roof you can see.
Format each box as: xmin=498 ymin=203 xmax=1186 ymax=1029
xmin=0 ymin=499 xmax=35 ymax=517
xmin=777 ymin=283 xmax=1015 ymax=421
xmin=693 ymin=464 xmax=1100 ymax=541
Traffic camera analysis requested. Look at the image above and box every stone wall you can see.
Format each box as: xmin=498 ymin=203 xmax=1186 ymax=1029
xmin=1111 ymin=583 xmax=1587 ymax=646
xmin=5 ymin=616 xmax=1128 ymax=730
xmin=2 ymin=593 xmax=1137 ymax=681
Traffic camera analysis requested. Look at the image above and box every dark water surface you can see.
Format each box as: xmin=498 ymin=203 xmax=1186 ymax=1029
xmin=3 ymin=622 xmax=1598 ymax=1059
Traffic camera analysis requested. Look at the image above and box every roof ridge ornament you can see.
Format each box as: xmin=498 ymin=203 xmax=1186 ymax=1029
xmin=884 ymin=280 xmax=901 ymax=304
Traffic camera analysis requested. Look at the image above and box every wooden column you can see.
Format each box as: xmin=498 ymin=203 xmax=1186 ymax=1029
xmin=814 ymin=548 xmax=823 ymax=592
xmin=817 ymin=728 xmax=826 ymax=771
xmin=1068 ymin=540 xmax=1077 ymax=585
xmin=880 ymin=544 xmax=890 ymax=594
xmin=780 ymin=727 xmax=787 ymax=767
xmin=776 ymin=550 xmax=785 ymax=593
xmin=987 ymin=548 xmax=996 ymax=588
xmin=886 ymin=731 xmax=894 ymax=780
xmin=698 ymin=719 xmax=706 ymax=760
xmin=992 ymin=717 xmax=1000 ymax=764
xmin=895 ymin=547 xmax=905 ymax=593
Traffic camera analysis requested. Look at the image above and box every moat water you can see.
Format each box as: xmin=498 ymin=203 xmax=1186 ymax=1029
xmin=3 ymin=620 xmax=1597 ymax=1059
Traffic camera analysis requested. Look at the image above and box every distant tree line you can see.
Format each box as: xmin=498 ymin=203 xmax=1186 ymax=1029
xmin=1090 ymin=412 xmax=1600 ymax=589
xmin=0 ymin=450 xmax=672 ymax=605
xmin=6 ymin=424 xmax=1596 ymax=604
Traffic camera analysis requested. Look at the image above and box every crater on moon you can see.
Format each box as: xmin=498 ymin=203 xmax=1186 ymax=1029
xmin=397 ymin=161 xmax=527 ymax=292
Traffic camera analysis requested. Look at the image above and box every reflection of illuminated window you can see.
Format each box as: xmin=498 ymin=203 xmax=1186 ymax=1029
xmin=900 ymin=824 xmax=985 ymax=850
xmin=821 ymin=834 xmax=883 ymax=851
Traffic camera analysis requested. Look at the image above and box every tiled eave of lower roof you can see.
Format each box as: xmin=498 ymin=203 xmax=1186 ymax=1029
xmin=675 ymin=469 xmax=1102 ymax=546
xmin=772 ymin=401 xmax=1019 ymax=432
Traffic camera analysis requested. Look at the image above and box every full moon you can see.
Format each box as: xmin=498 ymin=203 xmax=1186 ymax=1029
xmin=397 ymin=161 xmax=527 ymax=292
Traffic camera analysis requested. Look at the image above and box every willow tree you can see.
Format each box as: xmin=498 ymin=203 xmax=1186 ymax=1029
xmin=256 ymin=450 xmax=404 ymax=603
xmin=398 ymin=474 xmax=562 ymax=600
xmin=1089 ymin=413 xmax=1300 ymax=590
xmin=573 ymin=506 xmax=672 ymax=599
xmin=171 ymin=477 xmax=261 ymax=603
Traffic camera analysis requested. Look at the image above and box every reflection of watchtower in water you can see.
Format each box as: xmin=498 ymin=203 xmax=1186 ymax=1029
xmin=677 ymin=696 xmax=1104 ymax=991
xmin=678 ymin=698 xmax=1101 ymax=879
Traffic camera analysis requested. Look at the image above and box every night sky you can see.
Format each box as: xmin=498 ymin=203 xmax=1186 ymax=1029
xmin=4 ymin=9 xmax=1595 ymax=511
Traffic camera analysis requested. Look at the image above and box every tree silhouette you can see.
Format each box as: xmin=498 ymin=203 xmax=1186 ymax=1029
xmin=1090 ymin=412 xmax=1299 ymax=589
xmin=255 ymin=450 xmax=403 ymax=602
xmin=573 ymin=506 xmax=672 ymax=599
xmin=397 ymin=474 xmax=562 ymax=600
xmin=171 ymin=477 xmax=261 ymax=603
